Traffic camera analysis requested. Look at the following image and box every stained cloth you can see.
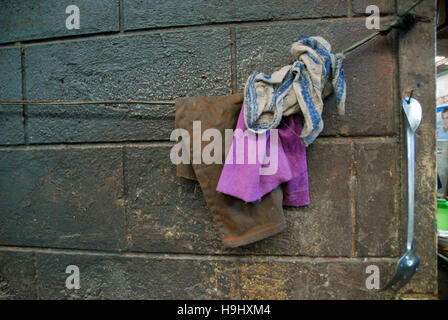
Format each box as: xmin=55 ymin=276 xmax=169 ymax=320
xmin=175 ymin=94 xmax=287 ymax=248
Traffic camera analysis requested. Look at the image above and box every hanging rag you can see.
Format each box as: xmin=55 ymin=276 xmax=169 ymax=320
xmin=175 ymin=94 xmax=287 ymax=248
xmin=244 ymin=35 xmax=346 ymax=146
xmin=216 ymin=107 xmax=310 ymax=205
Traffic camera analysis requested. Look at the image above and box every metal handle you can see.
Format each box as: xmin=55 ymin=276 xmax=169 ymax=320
xmin=406 ymin=124 xmax=415 ymax=251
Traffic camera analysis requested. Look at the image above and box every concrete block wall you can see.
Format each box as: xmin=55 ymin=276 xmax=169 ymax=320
xmin=0 ymin=0 xmax=437 ymax=299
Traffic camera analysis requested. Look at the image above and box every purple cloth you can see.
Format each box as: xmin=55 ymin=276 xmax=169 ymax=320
xmin=216 ymin=106 xmax=310 ymax=206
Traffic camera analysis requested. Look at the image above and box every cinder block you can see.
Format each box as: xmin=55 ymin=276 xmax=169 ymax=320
xmin=325 ymin=260 xmax=396 ymax=299
xmin=353 ymin=140 xmax=399 ymax=257
xmin=0 ymin=147 xmax=127 ymax=251
xmin=26 ymin=103 xmax=176 ymax=144
xmin=124 ymin=0 xmax=348 ymax=31
xmin=24 ymin=29 xmax=231 ymax=143
xmin=125 ymin=146 xmax=222 ymax=253
xmin=237 ymin=259 xmax=396 ymax=299
xmin=235 ymin=19 xmax=396 ymax=137
xmin=0 ymin=250 xmax=36 ymax=300
xmin=35 ymin=252 xmax=237 ymax=299
xmin=238 ymin=140 xmax=354 ymax=257
xmin=0 ymin=0 xmax=119 ymax=44
xmin=0 ymin=48 xmax=23 ymax=145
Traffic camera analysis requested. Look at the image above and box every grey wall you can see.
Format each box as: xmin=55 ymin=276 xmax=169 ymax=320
xmin=0 ymin=0 xmax=438 ymax=299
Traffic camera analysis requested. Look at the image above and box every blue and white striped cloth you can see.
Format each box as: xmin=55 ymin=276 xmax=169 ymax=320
xmin=243 ymin=36 xmax=346 ymax=146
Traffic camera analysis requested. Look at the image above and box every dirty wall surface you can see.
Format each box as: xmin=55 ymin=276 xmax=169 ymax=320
xmin=0 ymin=0 xmax=437 ymax=299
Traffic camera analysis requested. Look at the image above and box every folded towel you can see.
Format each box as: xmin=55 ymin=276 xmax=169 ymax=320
xmin=244 ymin=35 xmax=346 ymax=146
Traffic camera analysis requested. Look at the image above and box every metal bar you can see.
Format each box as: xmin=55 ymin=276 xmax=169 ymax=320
xmin=406 ymin=124 xmax=416 ymax=251
xmin=0 ymin=100 xmax=175 ymax=105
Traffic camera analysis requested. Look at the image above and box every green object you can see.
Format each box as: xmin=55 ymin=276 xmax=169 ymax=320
xmin=437 ymin=199 xmax=448 ymax=231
